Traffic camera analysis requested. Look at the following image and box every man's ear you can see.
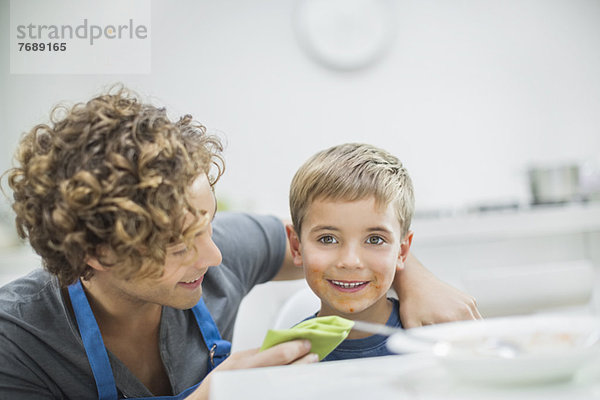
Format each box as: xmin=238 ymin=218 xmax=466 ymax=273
xmin=285 ymin=224 xmax=304 ymax=267
xmin=397 ymin=231 xmax=414 ymax=270
xmin=85 ymin=255 xmax=110 ymax=272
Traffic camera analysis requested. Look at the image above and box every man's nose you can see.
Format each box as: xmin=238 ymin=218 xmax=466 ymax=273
xmin=194 ymin=236 xmax=222 ymax=269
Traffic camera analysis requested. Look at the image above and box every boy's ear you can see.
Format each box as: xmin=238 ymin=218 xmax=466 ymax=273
xmin=285 ymin=224 xmax=304 ymax=267
xmin=396 ymin=231 xmax=414 ymax=270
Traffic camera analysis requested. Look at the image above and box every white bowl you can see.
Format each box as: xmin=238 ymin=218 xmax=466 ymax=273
xmin=387 ymin=315 xmax=600 ymax=385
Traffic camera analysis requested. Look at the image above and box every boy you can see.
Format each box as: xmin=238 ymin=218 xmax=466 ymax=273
xmin=287 ymin=143 xmax=414 ymax=361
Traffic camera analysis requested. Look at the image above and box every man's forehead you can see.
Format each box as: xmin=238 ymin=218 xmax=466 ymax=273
xmin=188 ymin=174 xmax=218 ymax=219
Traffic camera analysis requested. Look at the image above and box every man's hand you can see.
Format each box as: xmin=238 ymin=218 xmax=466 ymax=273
xmin=399 ymin=274 xmax=480 ymax=328
xmin=215 ymin=340 xmax=318 ymax=371
xmin=394 ymin=253 xmax=481 ymax=328
xmin=187 ymin=340 xmax=317 ymax=399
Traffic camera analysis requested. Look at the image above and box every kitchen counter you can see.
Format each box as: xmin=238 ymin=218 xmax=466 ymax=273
xmin=412 ymin=201 xmax=600 ymax=245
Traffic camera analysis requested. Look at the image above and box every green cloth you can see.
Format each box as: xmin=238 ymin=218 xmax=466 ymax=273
xmin=260 ymin=316 xmax=355 ymax=361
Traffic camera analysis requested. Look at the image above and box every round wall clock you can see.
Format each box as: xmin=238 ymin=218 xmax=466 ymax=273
xmin=293 ymin=0 xmax=396 ymax=71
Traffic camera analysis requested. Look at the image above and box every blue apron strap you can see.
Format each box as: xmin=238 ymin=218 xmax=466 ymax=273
xmin=68 ymin=280 xmax=119 ymax=400
xmin=191 ymin=298 xmax=231 ymax=371
xmin=68 ymin=282 xmax=228 ymax=399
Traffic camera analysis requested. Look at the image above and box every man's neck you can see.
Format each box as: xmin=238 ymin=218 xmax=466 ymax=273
xmin=78 ymin=277 xmax=172 ymax=396
xmin=80 ymin=277 xmax=162 ymax=337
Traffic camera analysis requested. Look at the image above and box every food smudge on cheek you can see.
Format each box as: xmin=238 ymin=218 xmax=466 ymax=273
xmin=306 ymin=269 xmax=329 ymax=295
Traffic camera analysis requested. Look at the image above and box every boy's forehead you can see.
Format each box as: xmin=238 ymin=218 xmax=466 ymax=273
xmin=305 ymin=196 xmax=391 ymax=218
xmin=308 ymin=194 xmax=390 ymax=212
xmin=302 ymin=195 xmax=403 ymax=231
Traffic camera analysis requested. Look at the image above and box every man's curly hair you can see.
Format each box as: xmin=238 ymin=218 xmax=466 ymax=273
xmin=5 ymin=86 xmax=224 ymax=287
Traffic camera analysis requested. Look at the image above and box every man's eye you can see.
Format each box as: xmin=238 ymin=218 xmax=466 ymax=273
xmin=318 ymin=235 xmax=337 ymax=244
xmin=367 ymin=236 xmax=384 ymax=245
xmin=172 ymin=248 xmax=189 ymax=256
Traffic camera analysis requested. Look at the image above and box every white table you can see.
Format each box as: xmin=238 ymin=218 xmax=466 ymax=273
xmin=210 ymin=352 xmax=600 ymax=400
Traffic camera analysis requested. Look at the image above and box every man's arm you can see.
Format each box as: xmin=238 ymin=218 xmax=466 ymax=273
xmin=394 ymin=252 xmax=481 ymax=328
xmin=272 ymin=225 xmax=304 ymax=281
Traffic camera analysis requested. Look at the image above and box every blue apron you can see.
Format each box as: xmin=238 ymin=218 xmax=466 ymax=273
xmin=68 ymin=280 xmax=231 ymax=399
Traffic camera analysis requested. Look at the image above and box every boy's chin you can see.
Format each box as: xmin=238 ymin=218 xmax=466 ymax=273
xmin=321 ymin=297 xmax=392 ymax=320
xmin=320 ymin=304 xmax=369 ymax=318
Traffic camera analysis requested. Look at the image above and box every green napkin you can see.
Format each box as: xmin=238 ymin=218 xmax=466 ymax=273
xmin=260 ymin=316 xmax=355 ymax=361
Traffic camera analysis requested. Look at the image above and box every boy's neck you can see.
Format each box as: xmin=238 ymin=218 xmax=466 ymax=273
xmin=318 ymin=297 xmax=393 ymax=339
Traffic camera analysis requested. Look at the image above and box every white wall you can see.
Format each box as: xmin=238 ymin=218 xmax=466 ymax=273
xmin=2 ymin=0 xmax=600 ymax=223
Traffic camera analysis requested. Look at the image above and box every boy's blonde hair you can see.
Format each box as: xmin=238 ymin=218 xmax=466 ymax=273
xmin=289 ymin=143 xmax=414 ymax=238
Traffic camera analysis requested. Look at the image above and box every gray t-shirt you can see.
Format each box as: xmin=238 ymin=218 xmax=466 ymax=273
xmin=0 ymin=212 xmax=286 ymax=399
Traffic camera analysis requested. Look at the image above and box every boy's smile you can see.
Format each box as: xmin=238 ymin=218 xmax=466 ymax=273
xmin=328 ymin=280 xmax=369 ymax=291
xmin=288 ymin=196 xmax=413 ymax=323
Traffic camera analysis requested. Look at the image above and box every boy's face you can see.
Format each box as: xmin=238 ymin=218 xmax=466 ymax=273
xmin=288 ymin=196 xmax=413 ymax=320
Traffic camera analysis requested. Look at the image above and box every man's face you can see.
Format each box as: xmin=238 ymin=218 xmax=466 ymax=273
xmin=289 ymin=196 xmax=412 ymax=321
xmin=97 ymin=173 xmax=222 ymax=310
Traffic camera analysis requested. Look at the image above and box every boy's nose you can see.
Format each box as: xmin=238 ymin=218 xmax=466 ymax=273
xmin=336 ymin=245 xmax=363 ymax=269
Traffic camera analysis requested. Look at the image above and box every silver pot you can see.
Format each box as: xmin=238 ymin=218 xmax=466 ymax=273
xmin=528 ymin=165 xmax=579 ymax=205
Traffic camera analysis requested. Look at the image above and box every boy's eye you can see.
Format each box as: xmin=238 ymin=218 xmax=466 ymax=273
xmin=366 ymin=236 xmax=384 ymax=245
xmin=318 ymin=235 xmax=338 ymax=244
